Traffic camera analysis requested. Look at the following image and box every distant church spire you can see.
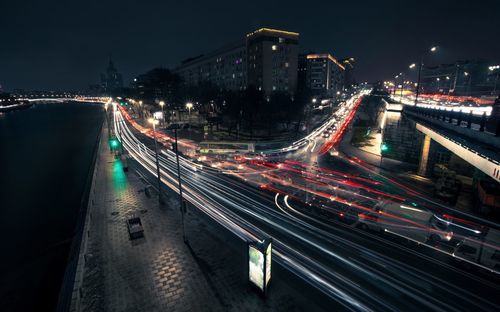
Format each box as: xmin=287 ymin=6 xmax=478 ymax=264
xmin=101 ymin=55 xmax=123 ymax=95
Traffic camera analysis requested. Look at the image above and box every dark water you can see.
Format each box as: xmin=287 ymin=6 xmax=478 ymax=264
xmin=0 ymin=103 xmax=104 ymax=311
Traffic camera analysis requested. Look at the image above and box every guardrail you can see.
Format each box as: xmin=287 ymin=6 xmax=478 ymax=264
xmin=404 ymin=105 xmax=500 ymax=136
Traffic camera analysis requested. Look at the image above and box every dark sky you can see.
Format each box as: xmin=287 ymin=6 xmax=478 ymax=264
xmin=1 ymin=0 xmax=499 ymax=91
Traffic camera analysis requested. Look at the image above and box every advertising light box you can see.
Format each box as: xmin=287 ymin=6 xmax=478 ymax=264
xmin=265 ymin=242 xmax=272 ymax=287
xmin=153 ymin=111 xmax=164 ymax=120
xmin=249 ymin=245 xmax=264 ymax=291
xmin=248 ymin=238 xmax=272 ymax=295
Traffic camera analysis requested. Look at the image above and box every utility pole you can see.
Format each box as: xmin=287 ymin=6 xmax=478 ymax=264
xmin=173 ymin=128 xmax=188 ymax=244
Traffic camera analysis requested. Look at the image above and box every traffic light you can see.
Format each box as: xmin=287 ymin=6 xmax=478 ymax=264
xmin=380 ymin=142 xmax=389 ymax=152
xmin=109 ymin=137 xmax=120 ymax=150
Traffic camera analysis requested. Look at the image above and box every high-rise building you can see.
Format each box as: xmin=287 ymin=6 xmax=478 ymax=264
xmin=173 ymin=27 xmax=299 ymax=94
xmin=303 ymin=53 xmax=345 ymax=97
xmin=101 ymin=58 xmax=123 ymax=95
xmin=246 ymin=28 xmax=299 ymax=94
xmin=174 ymin=41 xmax=247 ymax=91
xmin=340 ymin=57 xmax=355 ymax=89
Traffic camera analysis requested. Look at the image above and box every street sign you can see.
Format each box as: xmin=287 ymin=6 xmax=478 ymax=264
xmin=248 ymin=238 xmax=272 ymax=296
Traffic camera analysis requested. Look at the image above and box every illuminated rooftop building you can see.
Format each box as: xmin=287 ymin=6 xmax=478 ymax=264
xmin=174 ymin=27 xmax=299 ymax=94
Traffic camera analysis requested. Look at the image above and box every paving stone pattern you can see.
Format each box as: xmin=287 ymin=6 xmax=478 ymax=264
xmin=76 ymin=127 xmax=326 ymax=312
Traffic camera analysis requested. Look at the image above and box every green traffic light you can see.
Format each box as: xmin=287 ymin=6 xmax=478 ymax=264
xmin=381 ymin=143 xmax=388 ymax=152
xmin=109 ymin=137 xmax=120 ymax=149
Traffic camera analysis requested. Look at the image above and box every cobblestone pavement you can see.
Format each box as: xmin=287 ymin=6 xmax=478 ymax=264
xmin=74 ymin=125 xmax=327 ymax=312
xmin=75 ymin=128 xmax=222 ymax=312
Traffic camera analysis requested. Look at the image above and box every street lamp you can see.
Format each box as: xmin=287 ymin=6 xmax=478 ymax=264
xmin=172 ymin=127 xmax=187 ymax=244
xmin=186 ymin=102 xmax=193 ymax=117
xmin=104 ymin=102 xmax=111 ymax=138
xmin=138 ymin=100 xmax=143 ymax=118
xmin=159 ymin=100 xmax=165 ymax=126
xmin=464 ymin=72 xmax=471 ymax=96
xmin=411 ymin=46 xmax=438 ymax=106
xmin=148 ymin=118 xmax=164 ymax=205
xmin=489 ymin=65 xmax=500 ymax=95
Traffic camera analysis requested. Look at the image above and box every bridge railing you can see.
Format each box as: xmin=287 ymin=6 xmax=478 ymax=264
xmin=404 ymin=105 xmax=500 ymax=136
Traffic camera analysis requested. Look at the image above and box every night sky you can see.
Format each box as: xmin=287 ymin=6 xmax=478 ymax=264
xmin=1 ymin=0 xmax=499 ymax=91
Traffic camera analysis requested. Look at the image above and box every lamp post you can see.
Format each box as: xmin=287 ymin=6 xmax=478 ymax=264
xmin=138 ymin=100 xmax=143 ymax=118
xmin=148 ymin=118 xmax=164 ymax=205
xmin=464 ymin=71 xmax=471 ymax=96
xmin=395 ymin=73 xmax=403 ymax=102
xmin=159 ymin=100 xmax=165 ymax=126
xmin=412 ymin=46 xmax=438 ymax=106
xmin=172 ymin=127 xmax=188 ymax=244
xmin=104 ymin=101 xmax=111 ymax=138
xmin=489 ymin=65 xmax=500 ymax=95
xmin=186 ymin=102 xmax=193 ymax=122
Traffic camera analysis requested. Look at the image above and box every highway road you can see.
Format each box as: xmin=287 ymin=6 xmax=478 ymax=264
xmin=112 ymin=98 xmax=500 ymax=311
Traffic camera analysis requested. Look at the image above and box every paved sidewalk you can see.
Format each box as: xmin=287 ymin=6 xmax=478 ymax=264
xmin=71 ymin=124 xmax=328 ymax=312
xmin=72 ymin=126 xmax=222 ymax=312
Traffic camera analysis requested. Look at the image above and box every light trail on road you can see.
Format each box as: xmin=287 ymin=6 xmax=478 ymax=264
xmin=112 ymin=104 xmax=500 ymax=311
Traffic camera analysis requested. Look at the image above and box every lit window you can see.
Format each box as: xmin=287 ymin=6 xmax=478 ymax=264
xmin=272 ymin=86 xmax=277 ymax=91
xmin=272 ymin=45 xmax=277 ymax=51
xmin=285 ymin=62 xmax=289 ymax=67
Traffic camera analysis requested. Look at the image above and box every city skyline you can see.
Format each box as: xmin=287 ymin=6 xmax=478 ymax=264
xmin=2 ymin=2 xmax=500 ymax=311
xmin=1 ymin=0 xmax=500 ymax=90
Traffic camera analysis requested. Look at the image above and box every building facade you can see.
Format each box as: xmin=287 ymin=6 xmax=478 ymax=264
xmin=341 ymin=57 xmax=356 ymax=89
xmin=173 ymin=28 xmax=299 ymax=94
xmin=421 ymin=59 xmax=499 ymax=96
xmin=303 ymin=53 xmax=345 ymax=97
xmin=174 ymin=41 xmax=247 ymax=91
xmin=246 ymin=28 xmax=299 ymax=93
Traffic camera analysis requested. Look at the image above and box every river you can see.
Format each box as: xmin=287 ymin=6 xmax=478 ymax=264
xmin=0 ymin=102 xmax=104 ymax=311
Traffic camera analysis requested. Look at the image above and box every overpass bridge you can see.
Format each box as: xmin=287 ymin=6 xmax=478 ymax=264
xmin=403 ymin=103 xmax=500 ymax=182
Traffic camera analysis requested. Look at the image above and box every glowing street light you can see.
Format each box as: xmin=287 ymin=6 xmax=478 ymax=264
xmin=413 ymin=45 xmax=439 ymax=105
xmin=186 ymin=102 xmax=193 ymax=115
xmin=409 ymin=63 xmax=416 ymax=69
xmin=159 ymin=100 xmax=166 ymax=126
xmin=489 ymin=65 xmax=500 ymax=94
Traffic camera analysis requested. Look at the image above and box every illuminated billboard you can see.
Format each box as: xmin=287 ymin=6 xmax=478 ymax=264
xmin=249 ymin=245 xmax=264 ymax=291
xmin=153 ymin=111 xmax=164 ymax=120
xmin=265 ymin=243 xmax=271 ymax=287
xmin=248 ymin=238 xmax=272 ymax=295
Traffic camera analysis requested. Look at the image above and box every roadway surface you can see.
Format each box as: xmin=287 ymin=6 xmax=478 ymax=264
xmin=113 ymin=96 xmax=500 ymax=311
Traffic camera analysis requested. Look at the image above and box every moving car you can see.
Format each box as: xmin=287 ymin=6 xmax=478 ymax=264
xmin=453 ymin=228 xmax=500 ymax=273
xmin=358 ymin=201 xmax=453 ymax=243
